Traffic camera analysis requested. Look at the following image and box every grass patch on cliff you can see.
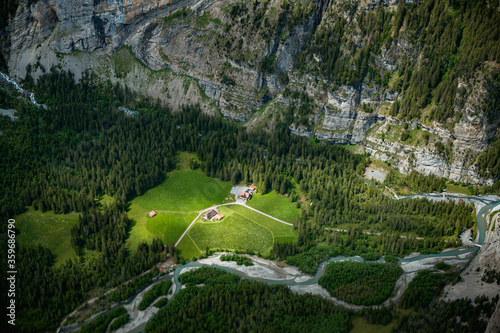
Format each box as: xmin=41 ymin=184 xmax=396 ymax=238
xmin=163 ymin=9 xmax=188 ymax=25
xmin=196 ymin=11 xmax=221 ymax=28
xmin=108 ymin=46 xmax=220 ymax=115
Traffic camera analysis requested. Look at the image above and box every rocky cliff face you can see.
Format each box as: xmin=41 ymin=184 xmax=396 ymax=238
xmin=2 ymin=0 xmax=498 ymax=185
xmin=5 ymin=0 xmax=324 ymax=119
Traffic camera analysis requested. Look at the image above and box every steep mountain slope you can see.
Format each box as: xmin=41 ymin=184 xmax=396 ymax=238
xmin=1 ymin=0 xmax=499 ymax=185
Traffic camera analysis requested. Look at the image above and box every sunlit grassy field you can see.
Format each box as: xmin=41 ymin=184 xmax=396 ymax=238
xmin=227 ymin=205 xmax=297 ymax=243
xmin=177 ymin=233 xmax=202 ymax=260
xmin=126 ymin=212 xmax=196 ymax=254
xmin=247 ymin=190 xmax=300 ymax=223
xmin=127 ymin=153 xmax=232 ymax=216
xmin=179 ymin=204 xmax=298 ymax=258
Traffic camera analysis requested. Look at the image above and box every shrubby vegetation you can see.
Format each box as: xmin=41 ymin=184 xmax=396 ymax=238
xmin=385 ymin=170 xmax=446 ymax=193
xmin=397 ymin=275 xmax=499 ymax=333
xmin=384 ymin=254 xmax=398 ymax=264
xmin=391 ymin=267 xmax=498 ymax=332
xmin=108 ymin=313 xmax=130 ymax=331
xmin=359 ymin=306 xmax=394 ymax=326
xmin=435 ymin=261 xmax=451 ymax=271
xmin=396 ymin=296 xmax=497 ymax=332
xmin=279 ymin=244 xmax=380 ymax=275
xmin=178 ymin=266 xmax=241 ymax=286
xmin=400 ymin=269 xmax=449 ymax=309
xmin=318 ymin=261 xmax=402 ymax=305
xmin=153 ymin=298 xmax=169 ymax=308
xmin=273 ymin=224 xmax=461 ymax=275
xmin=220 ymin=254 xmax=254 ymax=266
xmin=108 ymin=272 xmax=154 ymax=302
xmin=481 ymin=269 xmax=500 ymax=285
xmin=79 ymin=306 xmax=127 ymax=333
xmin=138 ymin=280 xmax=172 ymax=311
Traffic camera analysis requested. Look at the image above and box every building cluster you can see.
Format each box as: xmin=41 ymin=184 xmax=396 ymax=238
xmin=205 ymin=209 xmax=224 ymax=221
xmin=239 ymin=186 xmax=256 ymax=201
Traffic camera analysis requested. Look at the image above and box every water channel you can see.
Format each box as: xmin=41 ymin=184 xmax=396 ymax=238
xmin=124 ymin=196 xmax=499 ymax=332
xmin=169 ymin=195 xmax=499 ymax=292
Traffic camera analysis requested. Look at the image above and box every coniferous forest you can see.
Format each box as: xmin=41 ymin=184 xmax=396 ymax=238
xmin=0 ymin=69 xmax=495 ymax=331
xmin=147 ymin=267 xmax=352 ymax=333
xmin=318 ymin=261 xmax=402 ymax=306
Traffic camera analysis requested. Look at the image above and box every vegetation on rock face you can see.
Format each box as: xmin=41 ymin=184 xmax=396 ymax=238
xmin=398 ymin=297 xmax=498 ymax=333
xmin=297 ymin=0 xmax=500 ymax=123
xmin=0 ymin=0 xmax=18 ymax=31
xmin=397 ymin=270 xmax=499 ymax=332
xmin=476 ymin=136 xmax=500 ymax=179
xmin=481 ymin=268 xmax=500 ymax=284
xmin=318 ymin=261 xmax=402 ymax=306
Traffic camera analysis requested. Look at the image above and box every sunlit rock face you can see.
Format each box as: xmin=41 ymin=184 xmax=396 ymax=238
xmin=11 ymin=0 xmax=174 ymax=55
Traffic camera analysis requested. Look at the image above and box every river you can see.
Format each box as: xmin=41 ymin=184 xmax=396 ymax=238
xmin=95 ymin=192 xmax=500 ymax=333
xmin=168 ymin=193 xmax=499 ymax=290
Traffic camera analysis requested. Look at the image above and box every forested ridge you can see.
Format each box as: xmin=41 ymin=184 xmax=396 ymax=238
xmin=0 ymin=70 xmax=485 ymax=331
